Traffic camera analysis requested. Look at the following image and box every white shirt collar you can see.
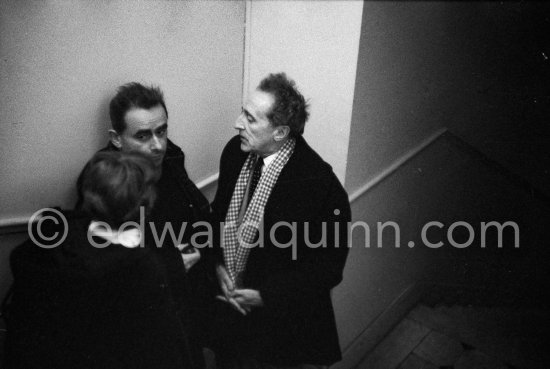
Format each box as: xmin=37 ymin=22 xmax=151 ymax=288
xmin=261 ymin=152 xmax=277 ymax=174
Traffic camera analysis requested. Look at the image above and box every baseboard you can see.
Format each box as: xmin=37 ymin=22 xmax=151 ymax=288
xmin=348 ymin=128 xmax=447 ymax=204
xmin=331 ymin=282 xmax=428 ymax=369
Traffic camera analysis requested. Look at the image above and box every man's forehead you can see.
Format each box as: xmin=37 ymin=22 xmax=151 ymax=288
xmin=246 ymin=90 xmax=274 ymax=118
xmin=124 ymin=105 xmax=167 ymax=132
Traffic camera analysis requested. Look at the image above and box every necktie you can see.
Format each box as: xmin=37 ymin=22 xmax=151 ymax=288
xmin=247 ymin=157 xmax=264 ymax=205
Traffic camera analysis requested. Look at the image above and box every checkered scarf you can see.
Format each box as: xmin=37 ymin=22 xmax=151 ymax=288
xmin=223 ymin=138 xmax=296 ymax=284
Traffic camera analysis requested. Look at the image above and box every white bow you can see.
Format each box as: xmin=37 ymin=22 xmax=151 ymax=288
xmin=88 ymin=221 xmax=142 ymax=248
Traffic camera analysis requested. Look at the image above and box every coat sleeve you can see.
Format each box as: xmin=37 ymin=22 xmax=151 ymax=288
xmin=209 ymin=136 xmax=244 ymax=266
xmin=258 ymin=175 xmax=351 ymax=311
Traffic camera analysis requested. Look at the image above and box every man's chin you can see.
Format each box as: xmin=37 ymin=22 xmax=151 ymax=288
xmin=240 ymin=143 xmax=251 ymax=152
xmin=151 ymin=155 xmax=165 ymax=167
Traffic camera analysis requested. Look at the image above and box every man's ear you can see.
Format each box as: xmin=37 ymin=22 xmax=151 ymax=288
xmin=274 ymin=126 xmax=290 ymax=141
xmin=109 ymin=129 xmax=122 ymax=149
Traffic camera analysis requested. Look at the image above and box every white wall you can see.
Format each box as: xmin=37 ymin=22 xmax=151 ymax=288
xmin=244 ymin=0 xmax=364 ymax=184
xmin=339 ymin=2 xmax=461 ymax=364
xmin=345 ymin=2 xmax=448 ymax=193
xmin=0 ymin=0 xmax=244 ymax=221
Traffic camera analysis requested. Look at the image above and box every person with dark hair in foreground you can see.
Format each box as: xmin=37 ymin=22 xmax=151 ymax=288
xmin=76 ymin=82 xmax=211 ymax=368
xmin=209 ymin=73 xmax=351 ymax=369
xmin=4 ymin=151 xmax=195 ymax=369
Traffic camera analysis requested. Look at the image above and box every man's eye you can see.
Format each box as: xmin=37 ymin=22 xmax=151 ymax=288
xmin=157 ymin=128 xmax=167 ymax=136
xmin=136 ymin=135 xmax=148 ymax=141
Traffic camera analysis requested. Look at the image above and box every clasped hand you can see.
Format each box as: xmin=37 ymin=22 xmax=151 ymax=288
xmin=177 ymin=243 xmax=201 ymax=272
xmin=215 ymin=264 xmax=263 ymax=315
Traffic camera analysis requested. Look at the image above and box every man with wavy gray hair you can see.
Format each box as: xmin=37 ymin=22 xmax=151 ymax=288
xmin=210 ymin=73 xmax=351 ymax=368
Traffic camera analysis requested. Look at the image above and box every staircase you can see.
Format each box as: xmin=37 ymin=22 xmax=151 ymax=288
xmin=359 ymin=302 xmax=548 ymax=369
xmin=350 ymin=131 xmax=549 ymax=369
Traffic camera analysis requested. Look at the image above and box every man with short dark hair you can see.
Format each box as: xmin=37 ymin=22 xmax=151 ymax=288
xmin=77 ymin=82 xmax=210 ymax=369
xmin=210 ymin=73 xmax=351 ymax=368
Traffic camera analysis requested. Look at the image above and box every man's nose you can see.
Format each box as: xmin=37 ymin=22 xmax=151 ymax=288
xmin=151 ymin=135 xmax=162 ymax=152
xmin=234 ymin=114 xmax=245 ymax=130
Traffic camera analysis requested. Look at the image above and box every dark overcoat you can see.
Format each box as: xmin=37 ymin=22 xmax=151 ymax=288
xmin=4 ymin=215 xmax=194 ymax=369
xmin=210 ymin=135 xmax=351 ymax=365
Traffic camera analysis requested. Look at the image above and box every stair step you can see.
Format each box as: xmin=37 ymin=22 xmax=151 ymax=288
xmin=406 ymin=304 xmax=547 ymax=369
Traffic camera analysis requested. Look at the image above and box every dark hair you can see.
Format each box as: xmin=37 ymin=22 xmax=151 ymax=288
xmin=258 ymin=73 xmax=309 ymax=136
xmin=109 ymin=82 xmax=167 ymax=133
xmin=80 ymin=151 xmax=160 ymax=228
